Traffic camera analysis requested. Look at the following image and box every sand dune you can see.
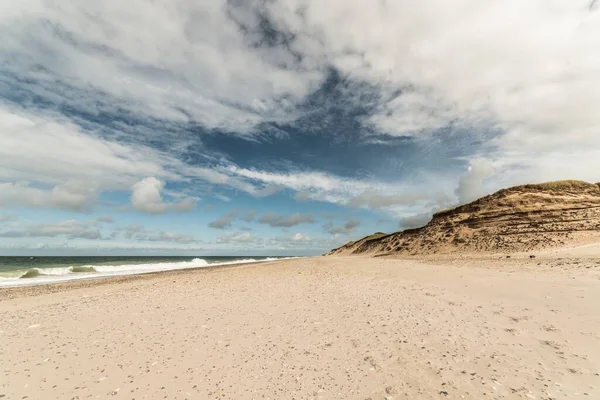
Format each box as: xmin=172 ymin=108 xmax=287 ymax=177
xmin=328 ymin=180 xmax=600 ymax=256
xmin=1 ymin=256 xmax=599 ymax=399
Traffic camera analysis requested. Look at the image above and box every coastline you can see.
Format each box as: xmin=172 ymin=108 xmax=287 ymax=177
xmin=0 ymin=257 xmax=297 ymax=300
xmin=2 ymin=256 xmax=599 ymax=399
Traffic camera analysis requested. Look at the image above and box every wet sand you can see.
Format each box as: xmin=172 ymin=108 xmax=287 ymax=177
xmin=1 ymin=255 xmax=600 ymax=399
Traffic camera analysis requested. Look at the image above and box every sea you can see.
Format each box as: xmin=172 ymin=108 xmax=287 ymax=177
xmin=0 ymin=256 xmax=297 ymax=288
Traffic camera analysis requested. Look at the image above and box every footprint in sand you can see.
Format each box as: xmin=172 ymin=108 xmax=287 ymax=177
xmin=540 ymin=340 xmax=562 ymax=350
xmin=364 ymin=356 xmax=380 ymax=371
xmin=508 ymin=316 xmax=531 ymax=323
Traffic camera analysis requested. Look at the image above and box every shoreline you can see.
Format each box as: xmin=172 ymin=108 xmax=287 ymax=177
xmin=3 ymin=250 xmax=600 ymax=300
xmin=0 ymin=258 xmax=299 ymax=300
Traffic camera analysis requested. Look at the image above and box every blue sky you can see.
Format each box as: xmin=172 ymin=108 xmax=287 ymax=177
xmin=1 ymin=0 xmax=599 ymax=255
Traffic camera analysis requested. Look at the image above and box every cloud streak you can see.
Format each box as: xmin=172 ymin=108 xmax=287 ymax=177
xmin=0 ymin=220 xmax=102 ymax=240
xmin=112 ymin=224 xmax=199 ymax=244
xmin=258 ymin=212 xmax=316 ymax=228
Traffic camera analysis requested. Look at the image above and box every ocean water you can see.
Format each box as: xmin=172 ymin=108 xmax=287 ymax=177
xmin=0 ymin=256 xmax=296 ymax=288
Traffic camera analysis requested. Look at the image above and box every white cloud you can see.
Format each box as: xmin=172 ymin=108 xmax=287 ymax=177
xmin=0 ymin=107 xmax=168 ymax=187
xmin=0 ymin=181 xmax=100 ymax=212
xmin=0 ymin=106 xmax=438 ymax=215
xmin=0 ymin=180 xmax=98 ymax=212
xmin=455 ymin=159 xmax=496 ymax=205
xmin=258 ymin=212 xmax=316 ymax=228
xmin=214 ymin=231 xmax=340 ymax=251
xmin=0 ymin=107 xmax=185 ymax=211
xmin=0 ymin=214 xmax=16 ymax=223
xmin=216 ymin=232 xmax=259 ymax=244
xmin=111 ymin=223 xmax=199 ymax=244
xmin=228 ymin=167 xmax=367 ymax=194
xmin=2 ymin=0 xmax=599 ymax=226
xmin=269 ymin=0 xmax=600 ymax=150
xmin=208 ymin=211 xmax=237 ymax=230
xmin=291 ymin=232 xmax=311 ymax=242
xmin=6 ymin=0 xmax=598 ymax=154
xmin=209 ymin=209 xmax=257 ymax=229
xmin=266 ymin=0 xmax=600 ymax=192
xmin=0 ymin=219 xmax=196 ymax=245
xmin=266 ymin=233 xmax=341 ymax=250
xmin=323 ymin=219 xmax=360 ymax=235
xmin=152 ymin=231 xmax=198 ymax=244
xmin=227 ymin=166 xmax=454 ymax=211
xmin=50 ymin=180 xmax=99 ymax=212
xmin=0 ymin=239 xmax=206 ymax=253
xmin=0 ymin=0 xmax=324 ymax=133
xmin=231 ymin=1 xmax=600 ymax=197
xmin=0 ymin=219 xmax=102 ymax=239
xmin=186 ymin=167 xmax=258 ymax=195
xmin=0 ymin=183 xmax=51 ymax=209
xmin=130 ymin=177 xmax=196 ymax=214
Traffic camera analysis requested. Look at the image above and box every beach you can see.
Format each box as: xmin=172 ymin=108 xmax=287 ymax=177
xmin=1 ymin=255 xmax=600 ymax=399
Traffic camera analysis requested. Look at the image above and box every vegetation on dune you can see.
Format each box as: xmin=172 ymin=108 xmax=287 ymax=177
xmin=363 ymin=232 xmax=388 ymax=241
xmin=328 ymin=179 xmax=600 ymax=256
xmin=519 ymin=180 xmax=598 ymax=191
xmin=432 ymin=180 xmax=600 ymax=219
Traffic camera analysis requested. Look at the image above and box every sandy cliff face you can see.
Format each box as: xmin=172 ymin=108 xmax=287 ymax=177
xmin=327 ymin=180 xmax=600 ymax=256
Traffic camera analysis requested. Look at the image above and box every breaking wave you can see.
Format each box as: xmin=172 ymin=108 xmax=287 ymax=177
xmin=70 ymin=266 xmax=97 ymax=273
xmin=0 ymin=257 xmax=298 ymax=287
xmin=20 ymin=268 xmax=43 ymax=279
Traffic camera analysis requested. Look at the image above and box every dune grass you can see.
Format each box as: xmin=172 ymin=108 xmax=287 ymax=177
xmin=363 ymin=232 xmax=388 ymax=241
xmin=521 ymin=180 xmax=595 ymax=191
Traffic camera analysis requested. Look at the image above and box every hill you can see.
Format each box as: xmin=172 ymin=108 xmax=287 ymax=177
xmin=327 ymin=180 xmax=600 ymax=256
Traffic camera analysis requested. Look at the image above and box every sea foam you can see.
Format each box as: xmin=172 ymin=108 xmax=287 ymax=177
xmin=0 ymin=257 xmax=297 ymax=288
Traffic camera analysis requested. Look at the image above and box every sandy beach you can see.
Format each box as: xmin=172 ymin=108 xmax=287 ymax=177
xmin=2 ymin=255 xmax=600 ymax=399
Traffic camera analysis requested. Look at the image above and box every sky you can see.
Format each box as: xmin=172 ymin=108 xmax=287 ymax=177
xmin=1 ymin=0 xmax=599 ymax=256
